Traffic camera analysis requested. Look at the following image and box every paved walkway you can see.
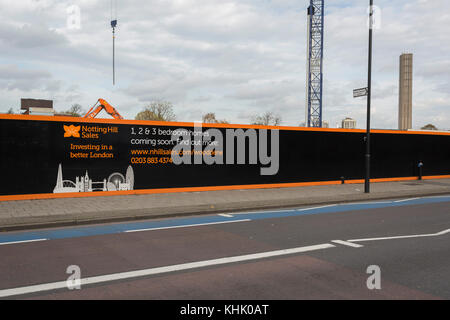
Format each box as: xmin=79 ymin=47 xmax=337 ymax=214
xmin=1 ymin=179 xmax=450 ymax=230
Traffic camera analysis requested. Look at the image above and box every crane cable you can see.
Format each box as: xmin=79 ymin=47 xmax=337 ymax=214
xmin=111 ymin=0 xmax=117 ymax=22
xmin=111 ymin=0 xmax=118 ymax=85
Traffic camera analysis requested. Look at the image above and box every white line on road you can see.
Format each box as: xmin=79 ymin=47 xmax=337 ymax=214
xmin=0 ymin=239 xmax=48 ymax=246
xmin=437 ymin=229 xmax=450 ymax=235
xmin=348 ymin=228 xmax=450 ymax=243
xmin=331 ymin=240 xmax=364 ymax=248
xmin=0 ymin=243 xmax=335 ymax=298
xmin=233 ymin=209 xmax=295 ymax=215
xmin=393 ymin=197 xmax=421 ymax=203
xmin=426 ymin=195 xmax=450 ymax=199
xmin=233 ymin=205 xmax=335 ymax=216
xmin=345 ymin=201 xmax=394 ymax=206
xmin=124 ymin=219 xmax=251 ymax=233
xmin=218 ymin=214 xmax=234 ymax=218
xmin=296 ymin=204 xmax=336 ymax=211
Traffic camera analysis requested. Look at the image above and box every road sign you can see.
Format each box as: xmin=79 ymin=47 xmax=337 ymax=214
xmin=353 ymin=87 xmax=368 ymax=98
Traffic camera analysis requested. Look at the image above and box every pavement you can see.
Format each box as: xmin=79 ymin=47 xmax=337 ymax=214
xmin=1 ymin=178 xmax=450 ymax=231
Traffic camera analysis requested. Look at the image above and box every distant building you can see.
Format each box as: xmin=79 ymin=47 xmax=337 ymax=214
xmin=399 ymin=53 xmax=413 ymax=130
xmin=21 ymin=98 xmax=54 ymax=116
xmin=342 ymin=117 xmax=357 ymax=129
xmin=19 ymin=99 xmax=77 ymax=117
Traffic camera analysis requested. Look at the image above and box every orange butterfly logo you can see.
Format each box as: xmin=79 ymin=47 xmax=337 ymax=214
xmin=64 ymin=125 xmax=81 ymax=138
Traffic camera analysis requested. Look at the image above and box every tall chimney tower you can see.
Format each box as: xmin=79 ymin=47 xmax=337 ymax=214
xmin=398 ymin=53 xmax=413 ymax=130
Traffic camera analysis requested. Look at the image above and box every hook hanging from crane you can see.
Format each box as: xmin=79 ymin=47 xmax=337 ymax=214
xmin=111 ymin=0 xmax=118 ymax=85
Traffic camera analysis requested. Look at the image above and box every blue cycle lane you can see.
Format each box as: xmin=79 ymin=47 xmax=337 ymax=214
xmin=1 ymin=195 xmax=449 ymax=245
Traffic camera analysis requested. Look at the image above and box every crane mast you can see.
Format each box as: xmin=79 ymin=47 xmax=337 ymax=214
xmin=306 ymin=0 xmax=324 ymax=127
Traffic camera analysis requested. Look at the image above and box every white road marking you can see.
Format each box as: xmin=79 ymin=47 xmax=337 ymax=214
xmin=124 ymin=219 xmax=251 ymax=233
xmin=218 ymin=214 xmax=234 ymax=218
xmin=348 ymin=228 xmax=450 ymax=243
xmin=394 ymin=197 xmax=421 ymax=203
xmin=233 ymin=205 xmax=336 ymax=216
xmin=227 ymin=195 xmax=450 ymax=216
xmin=0 ymin=243 xmax=335 ymax=298
xmin=331 ymin=240 xmax=364 ymax=248
xmin=296 ymin=204 xmax=336 ymax=211
xmin=233 ymin=209 xmax=295 ymax=215
xmin=427 ymin=195 xmax=450 ymax=199
xmin=233 ymin=211 xmax=260 ymax=215
xmin=346 ymin=201 xmax=393 ymax=206
xmin=437 ymin=229 xmax=450 ymax=235
xmin=0 ymin=239 xmax=48 ymax=246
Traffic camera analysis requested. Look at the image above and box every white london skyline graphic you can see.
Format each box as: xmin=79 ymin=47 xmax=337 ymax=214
xmin=54 ymin=164 xmax=134 ymax=193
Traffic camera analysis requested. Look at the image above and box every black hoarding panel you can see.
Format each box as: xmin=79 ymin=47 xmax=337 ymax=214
xmin=1 ymin=116 xmax=450 ymax=197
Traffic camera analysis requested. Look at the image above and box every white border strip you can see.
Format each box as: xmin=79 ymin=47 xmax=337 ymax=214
xmin=218 ymin=214 xmax=234 ymax=218
xmin=296 ymin=204 xmax=336 ymax=212
xmin=124 ymin=219 xmax=251 ymax=233
xmin=394 ymin=197 xmax=421 ymax=203
xmin=233 ymin=209 xmax=295 ymax=215
xmin=0 ymin=239 xmax=48 ymax=246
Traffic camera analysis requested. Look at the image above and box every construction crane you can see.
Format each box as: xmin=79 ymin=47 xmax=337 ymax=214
xmin=83 ymin=98 xmax=124 ymax=120
xmin=305 ymin=0 xmax=324 ymax=127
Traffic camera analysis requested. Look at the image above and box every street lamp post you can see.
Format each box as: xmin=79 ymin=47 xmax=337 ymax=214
xmin=365 ymin=0 xmax=374 ymax=193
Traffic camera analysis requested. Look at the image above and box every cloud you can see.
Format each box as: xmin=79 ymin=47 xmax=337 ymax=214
xmin=0 ymin=0 xmax=449 ymax=129
xmin=0 ymin=22 xmax=67 ymax=48
xmin=0 ymin=64 xmax=51 ymax=80
xmin=0 ymin=64 xmax=52 ymax=91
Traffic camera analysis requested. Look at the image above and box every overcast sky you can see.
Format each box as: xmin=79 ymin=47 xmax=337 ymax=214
xmin=0 ymin=0 xmax=449 ymax=129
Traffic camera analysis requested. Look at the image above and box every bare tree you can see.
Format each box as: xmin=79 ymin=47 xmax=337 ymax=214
xmin=135 ymin=101 xmax=176 ymax=121
xmin=202 ymin=112 xmax=229 ymax=124
xmin=64 ymin=104 xmax=84 ymax=117
xmin=251 ymin=111 xmax=282 ymax=126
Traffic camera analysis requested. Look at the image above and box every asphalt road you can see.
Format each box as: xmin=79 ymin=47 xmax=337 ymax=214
xmin=0 ymin=196 xmax=449 ymax=300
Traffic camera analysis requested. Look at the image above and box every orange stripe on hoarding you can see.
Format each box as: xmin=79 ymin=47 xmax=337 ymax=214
xmin=0 ymin=175 xmax=448 ymax=202
xmin=0 ymin=181 xmax=342 ymax=202
xmin=422 ymin=175 xmax=450 ymax=180
xmin=345 ymin=179 xmax=365 ymax=184
xmin=362 ymin=177 xmax=418 ymax=183
xmin=2 ymin=113 xmax=450 ymax=136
